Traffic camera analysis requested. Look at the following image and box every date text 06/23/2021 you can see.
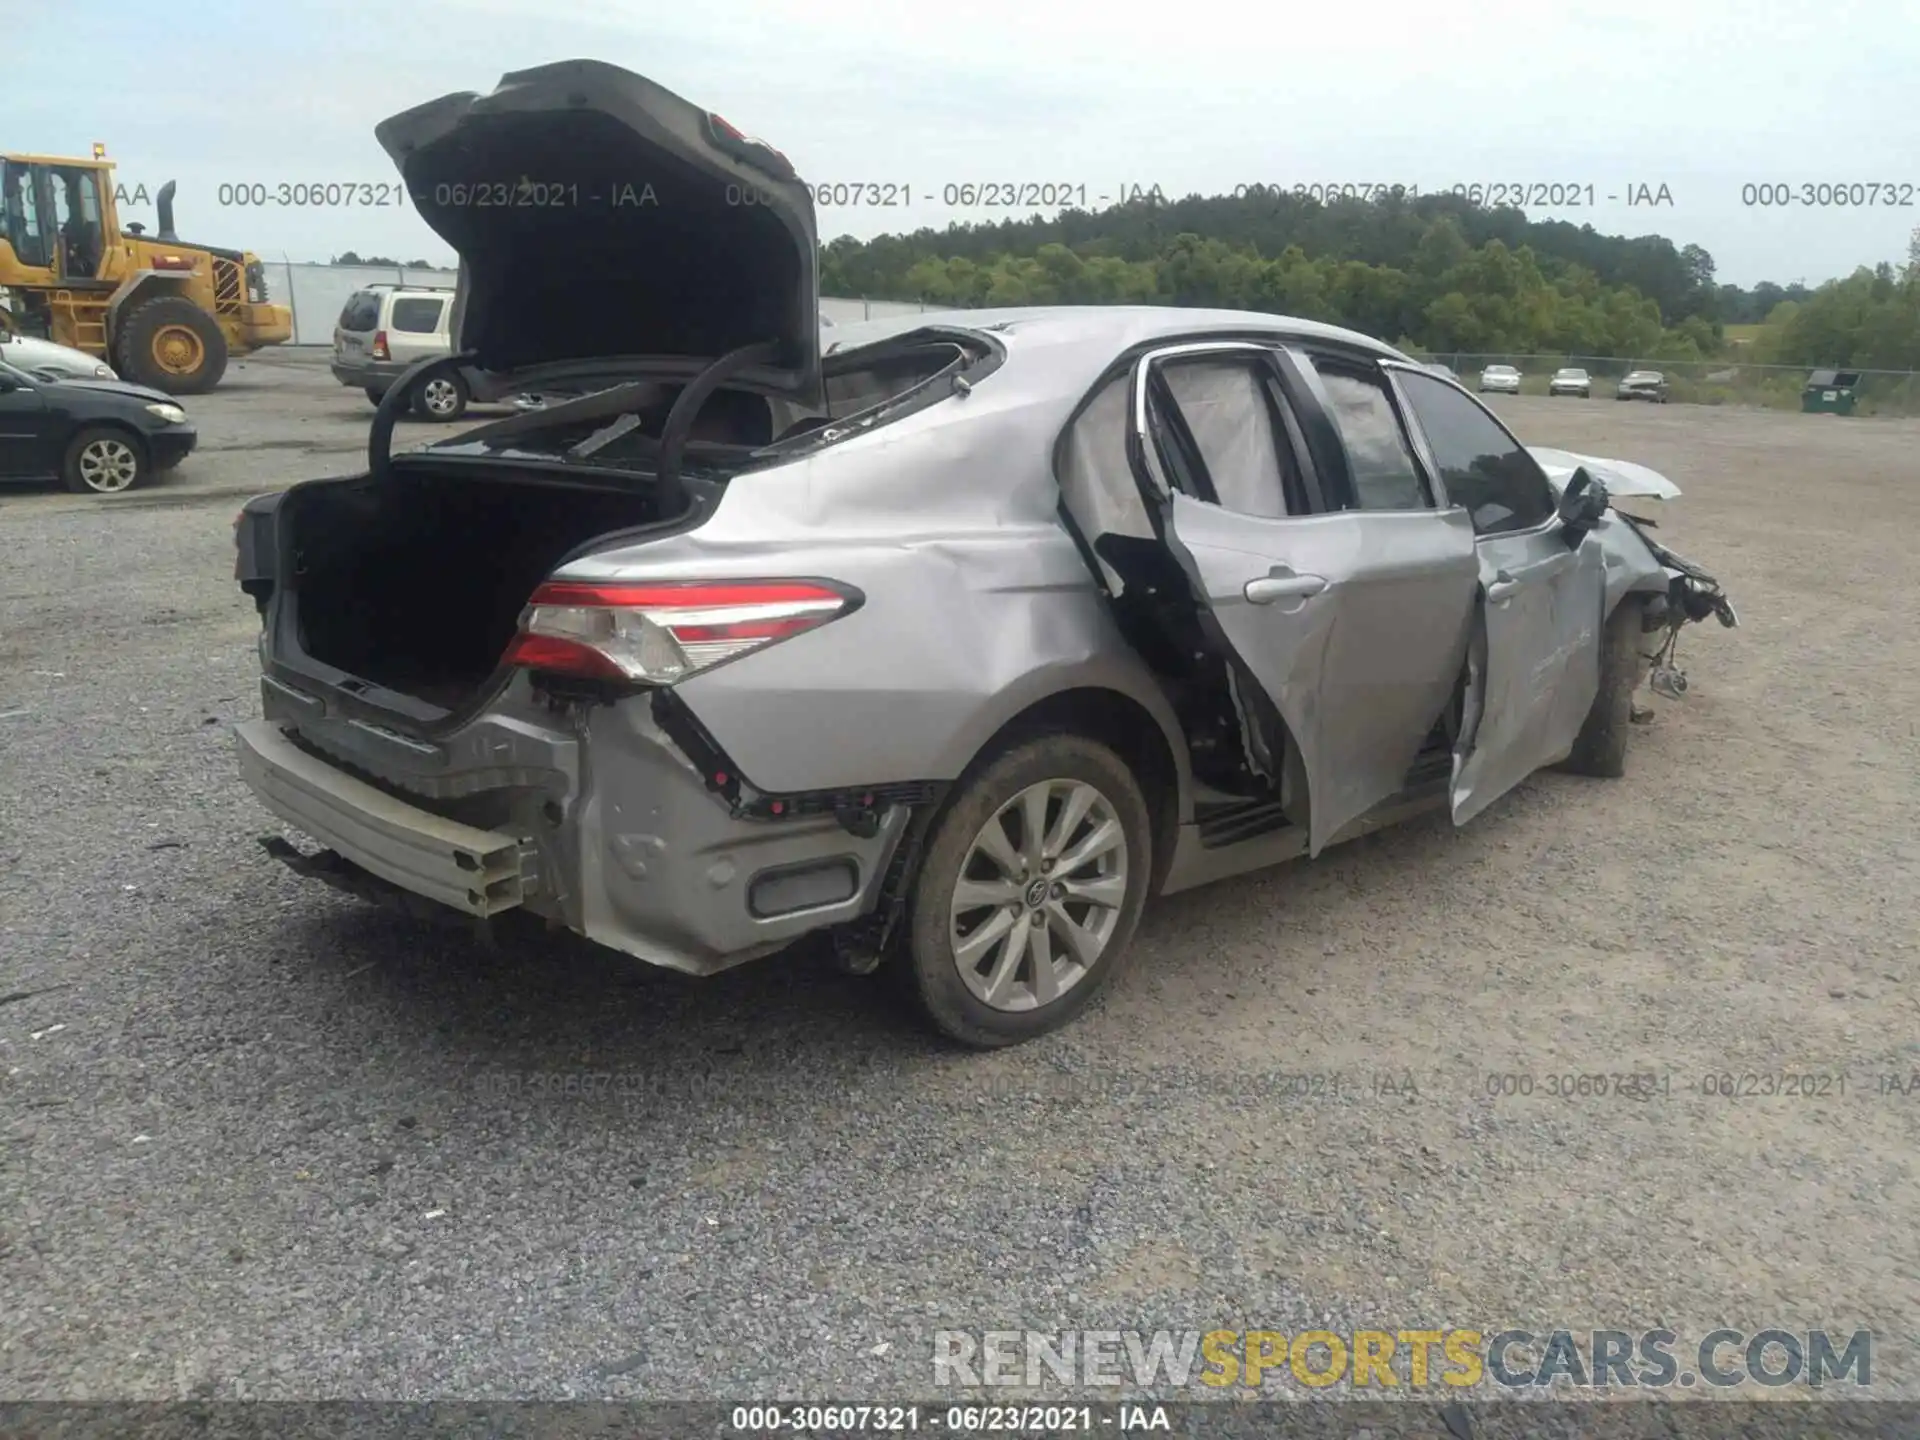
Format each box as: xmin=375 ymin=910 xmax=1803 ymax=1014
xmin=114 ymin=177 xmax=1920 ymax=213
xmin=118 ymin=176 xmax=1699 ymax=213
xmin=187 ymin=177 xmax=1678 ymax=211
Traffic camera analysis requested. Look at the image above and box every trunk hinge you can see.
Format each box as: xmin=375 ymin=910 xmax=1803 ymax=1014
xmin=368 ymin=351 xmax=480 ymax=482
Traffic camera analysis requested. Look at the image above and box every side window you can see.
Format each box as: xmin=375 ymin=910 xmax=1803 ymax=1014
xmin=1312 ymin=365 xmax=1431 ymax=510
xmin=1394 ymin=371 xmax=1557 ymax=535
xmin=2 ymin=161 xmax=50 ymax=267
xmin=1155 ymin=356 xmax=1298 ymax=518
xmin=388 ymin=297 xmax=444 ymax=333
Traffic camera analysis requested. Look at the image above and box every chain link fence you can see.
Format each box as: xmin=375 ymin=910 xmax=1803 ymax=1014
xmin=1415 ymin=352 xmax=1920 ymax=417
xmin=254 ymin=268 xmax=1915 ymax=416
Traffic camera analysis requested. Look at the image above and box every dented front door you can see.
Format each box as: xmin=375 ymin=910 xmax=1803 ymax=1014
xmin=1450 ymin=524 xmax=1609 ymax=825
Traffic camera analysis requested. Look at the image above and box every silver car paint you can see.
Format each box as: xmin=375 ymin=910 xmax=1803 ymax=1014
xmin=248 ymin=305 xmax=1712 ymax=977
xmin=1167 ymin=494 xmax=1480 ymax=854
xmin=1531 ymin=446 xmax=1682 ymax=501
xmin=1449 ymin=528 xmax=1607 ymax=825
xmin=560 ymin=308 xmax=1405 ymax=801
xmin=0 ymin=332 xmax=114 ymax=381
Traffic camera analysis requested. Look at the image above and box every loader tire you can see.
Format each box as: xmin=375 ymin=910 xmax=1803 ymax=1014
xmin=1558 ymin=598 xmax=1646 ymax=779
xmin=115 ymin=296 xmax=229 ymax=395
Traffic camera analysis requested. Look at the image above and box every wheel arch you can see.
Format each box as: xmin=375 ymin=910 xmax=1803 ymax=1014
xmin=68 ymin=418 xmax=150 ymax=458
xmin=105 ymin=272 xmax=192 ymax=346
xmin=941 ymin=684 xmax=1188 ymax=898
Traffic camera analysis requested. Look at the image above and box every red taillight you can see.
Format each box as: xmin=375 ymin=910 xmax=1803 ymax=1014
xmin=371 ymin=330 xmax=390 ymax=360
xmin=502 ymin=579 xmax=856 ymax=683
xmin=704 ymin=112 xmax=794 ymax=176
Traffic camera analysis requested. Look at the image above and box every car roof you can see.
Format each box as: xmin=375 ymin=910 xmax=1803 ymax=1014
xmin=823 ymin=306 xmax=1409 ymax=402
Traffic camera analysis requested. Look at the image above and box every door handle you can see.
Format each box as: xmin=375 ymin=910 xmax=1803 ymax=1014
xmin=1244 ymin=573 xmax=1327 ymax=604
xmin=1486 ymin=570 xmax=1520 ymax=604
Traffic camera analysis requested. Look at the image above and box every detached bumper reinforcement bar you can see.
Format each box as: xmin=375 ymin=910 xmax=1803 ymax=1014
xmin=234 ymin=718 xmax=530 ymax=917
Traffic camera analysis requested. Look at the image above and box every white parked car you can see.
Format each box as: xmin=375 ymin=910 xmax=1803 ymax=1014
xmin=0 ymin=330 xmax=116 ymax=382
xmin=1478 ymin=364 xmax=1521 ymax=395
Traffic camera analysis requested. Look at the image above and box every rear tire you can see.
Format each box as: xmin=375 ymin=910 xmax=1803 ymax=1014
xmin=62 ymin=425 xmax=149 ymax=495
xmin=365 ymin=385 xmax=386 ymax=405
xmin=114 ymin=295 xmax=229 ymax=395
xmin=411 ymin=371 xmax=469 ymax=421
xmin=901 ymin=735 xmax=1151 ymax=1049
xmin=1559 ymin=599 xmax=1647 ymax=778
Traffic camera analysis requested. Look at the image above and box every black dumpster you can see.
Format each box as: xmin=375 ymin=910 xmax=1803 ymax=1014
xmin=1802 ymin=368 xmax=1862 ymax=415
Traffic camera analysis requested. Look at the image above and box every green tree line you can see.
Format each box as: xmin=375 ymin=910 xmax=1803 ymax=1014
xmin=817 ymin=189 xmax=1919 ymax=368
xmin=1742 ymin=233 xmax=1920 ymax=371
xmin=823 ymin=209 xmax=1719 ymax=359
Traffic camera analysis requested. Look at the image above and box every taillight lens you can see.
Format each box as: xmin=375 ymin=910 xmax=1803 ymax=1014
xmin=372 ymin=330 xmax=390 ymax=360
xmin=502 ymin=580 xmax=856 ymax=684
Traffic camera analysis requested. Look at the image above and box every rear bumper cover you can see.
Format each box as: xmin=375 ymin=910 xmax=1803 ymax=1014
xmin=238 ymin=685 xmax=910 ymax=976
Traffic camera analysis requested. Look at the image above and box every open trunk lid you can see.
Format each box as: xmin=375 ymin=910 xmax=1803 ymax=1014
xmin=375 ymin=59 xmax=824 ymax=406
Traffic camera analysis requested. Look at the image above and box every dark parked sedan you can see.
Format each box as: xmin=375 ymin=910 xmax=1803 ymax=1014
xmin=0 ymin=359 xmax=197 ymax=494
xmin=1617 ymin=370 xmax=1670 ymax=403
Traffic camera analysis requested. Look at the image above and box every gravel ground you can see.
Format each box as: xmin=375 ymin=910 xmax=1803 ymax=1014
xmin=3 ymin=357 xmax=1917 ymax=1404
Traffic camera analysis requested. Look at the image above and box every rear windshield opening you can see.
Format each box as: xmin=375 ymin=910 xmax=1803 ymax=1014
xmin=450 ymin=333 xmax=988 ymax=462
xmin=761 ymin=336 xmax=981 ymax=441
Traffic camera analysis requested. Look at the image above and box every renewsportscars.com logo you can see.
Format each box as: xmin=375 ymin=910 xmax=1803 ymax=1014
xmin=933 ymin=1328 xmax=1873 ymax=1391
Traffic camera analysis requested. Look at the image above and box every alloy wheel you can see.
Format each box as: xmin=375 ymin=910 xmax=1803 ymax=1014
xmin=77 ymin=437 xmax=140 ymax=493
xmin=420 ymin=378 xmax=461 ymax=417
xmin=948 ymin=778 xmax=1129 ymax=1012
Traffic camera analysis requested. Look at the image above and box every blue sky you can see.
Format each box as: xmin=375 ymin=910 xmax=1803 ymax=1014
xmin=15 ymin=0 xmax=1918 ymax=287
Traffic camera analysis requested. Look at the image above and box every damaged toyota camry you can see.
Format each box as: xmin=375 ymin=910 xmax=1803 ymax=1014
xmin=230 ymin=60 xmax=1738 ymax=1048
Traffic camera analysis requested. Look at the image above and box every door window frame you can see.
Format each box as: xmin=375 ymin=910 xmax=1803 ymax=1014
xmin=1137 ymin=345 xmax=1315 ymax=518
xmin=1303 ymin=351 xmax=1439 ymax=514
xmin=1380 ymin=358 xmax=1563 ymax=540
xmin=1129 ymin=339 xmax=1353 ymax=518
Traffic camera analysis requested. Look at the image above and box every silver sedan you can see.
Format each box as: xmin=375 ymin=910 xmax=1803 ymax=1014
xmin=230 ymin=59 xmax=1740 ymax=1048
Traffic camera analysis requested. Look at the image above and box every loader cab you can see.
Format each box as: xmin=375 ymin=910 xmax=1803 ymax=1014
xmin=0 ymin=157 xmax=115 ymax=285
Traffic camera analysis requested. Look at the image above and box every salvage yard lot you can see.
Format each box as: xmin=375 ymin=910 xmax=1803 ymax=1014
xmin=3 ymin=351 xmax=1917 ymax=1399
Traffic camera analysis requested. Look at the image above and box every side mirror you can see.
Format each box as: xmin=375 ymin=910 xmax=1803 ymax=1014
xmin=1557 ymin=466 xmax=1610 ymax=546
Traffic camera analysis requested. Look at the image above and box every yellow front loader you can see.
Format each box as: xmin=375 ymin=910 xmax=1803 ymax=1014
xmin=0 ymin=149 xmax=292 ymax=394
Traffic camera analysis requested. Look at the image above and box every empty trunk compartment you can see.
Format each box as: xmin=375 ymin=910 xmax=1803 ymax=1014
xmin=280 ymin=466 xmax=694 ymax=710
